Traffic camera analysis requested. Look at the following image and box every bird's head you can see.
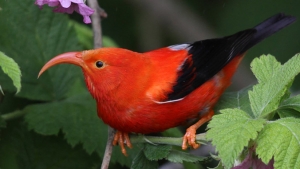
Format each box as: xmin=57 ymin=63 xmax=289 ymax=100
xmin=39 ymin=48 xmax=145 ymax=98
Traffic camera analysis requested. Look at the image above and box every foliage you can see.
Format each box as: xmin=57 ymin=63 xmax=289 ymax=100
xmin=0 ymin=0 xmax=133 ymax=168
xmin=131 ymin=144 xmax=206 ymax=169
xmin=0 ymin=0 xmax=207 ymax=168
xmin=0 ymin=51 xmax=21 ymax=93
xmin=72 ymin=20 xmax=119 ymax=49
xmin=1 ymin=0 xmax=300 ymax=169
xmin=207 ymin=109 xmax=265 ymax=167
xmin=207 ymin=54 xmax=300 ymax=169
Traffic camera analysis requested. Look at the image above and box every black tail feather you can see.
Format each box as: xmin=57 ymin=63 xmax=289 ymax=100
xmin=243 ymin=13 xmax=296 ymax=52
xmin=166 ymin=13 xmax=296 ymax=101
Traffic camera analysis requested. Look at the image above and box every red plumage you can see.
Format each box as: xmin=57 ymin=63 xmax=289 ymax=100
xmin=39 ymin=13 xmax=296 ymax=155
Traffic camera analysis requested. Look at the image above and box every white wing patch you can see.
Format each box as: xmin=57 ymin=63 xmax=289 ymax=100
xmin=168 ymin=44 xmax=191 ymax=51
xmin=152 ymin=97 xmax=184 ymax=104
xmin=147 ymin=92 xmax=185 ymax=104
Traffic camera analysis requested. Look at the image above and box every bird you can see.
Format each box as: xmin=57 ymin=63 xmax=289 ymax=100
xmin=38 ymin=13 xmax=296 ymax=156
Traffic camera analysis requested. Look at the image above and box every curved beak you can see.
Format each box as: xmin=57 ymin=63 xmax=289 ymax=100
xmin=38 ymin=52 xmax=83 ymax=78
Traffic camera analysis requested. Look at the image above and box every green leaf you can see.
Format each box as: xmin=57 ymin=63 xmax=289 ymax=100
xmin=214 ymin=86 xmax=252 ymax=116
xmin=250 ymin=54 xmax=281 ymax=83
xmin=162 ymin=127 xmax=183 ymax=137
xmin=131 ymin=150 xmax=158 ymax=169
xmin=277 ymin=94 xmax=300 ymax=118
xmin=166 ymin=150 xmax=206 ymax=163
xmin=0 ymin=51 xmax=21 ymax=93
xmin=277 ymin=109 xmax=300 ymax=118
xmin=279 ymin=94 xmax=300 ymax=112
xmin=0 ymin=123 xmax=100 ymax=169
xmin=0 ymin=0 xmax=135 ymax=166
xmin=24 ymin=91 xmax=138 ymax=167
xmin=207 ymin=109 xmax=265 ymax=168
xmin=249 ymin=54 xmax=300 ymax=118
xmin=111 ymin=145 xmax=141 ymax=167
xmin=103 ymin=36 xmax=119 ymax=47
xmin=72 ymin=20 xmax=118 ymax=48
xmin=0 ymin=0 xmax=82 ymax=101
xmin=0 ymin=0 xmax=134 ymax=166
xmin=143 ymin=144 xmax=172 ymax=160
xmin=182 ymin=161 xmax=202 ymax=169
xmin=24 ymin=92 xmax=106 ymax=154
xmin=71 ymin=21 xmax=94 ymax=49
xmin=256 ymin=118 xmax=300 ymax=169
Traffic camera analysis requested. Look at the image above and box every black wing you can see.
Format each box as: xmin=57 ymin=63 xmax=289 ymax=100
xmin=166 ymin=13 xmax=296 ymax=101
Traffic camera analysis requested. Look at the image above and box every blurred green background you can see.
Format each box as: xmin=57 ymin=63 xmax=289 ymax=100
xmin=98 ymin=0 xmax=300 ymax=91
xmin=0 ymin=0 xmax=299 ymax=169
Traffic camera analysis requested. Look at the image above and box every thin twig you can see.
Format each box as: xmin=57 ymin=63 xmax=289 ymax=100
xmin=86 ymin=1 xmax=114 ymax=169
xmin=101 ymin=127 xmax=116 ymax=169
xmin=1 ymin=110 xmax=25 ymax=120
xmin=87 ymin=0 xmax=107 ymax=49
xmin=130 ymin=133 xmax=208 ymax=146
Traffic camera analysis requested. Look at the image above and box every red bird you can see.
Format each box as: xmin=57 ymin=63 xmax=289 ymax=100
xmin=39 ymin=13 xmax=295 ymax=155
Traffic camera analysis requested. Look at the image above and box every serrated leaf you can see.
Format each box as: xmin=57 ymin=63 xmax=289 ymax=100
xmin=207 ymin=109 xmax=265 ymax=168
xmin=143 ymin=144 xmax=172 ymax=160
xmin=250 ymin=54 xmax=281 ymax=83
xmin=215 ymin=86 xmax=252 ymax=116
xmin=24 ymin=91 xmax=138 ymax=167
xmin=131 ymin=150 xmax=158 ymax=169
xmin=256 ymin=118 xmax=300 ymax=169
xmin=0 ymin=51 xmax=21 ymax=93
xmin=166 ymin=150 xmax=206 ymax=163
xmin=24 ymin=92 xmax=106 ymax=154
xmin=249 ymin=54 xmax=300 ymax=118
xmin=277 ymin=109 xmax=300 ymax=118
xmin=0 ymin=0 xmax=82 ymax=101
xmin=279 ymin=94 xmax=300 ymax=112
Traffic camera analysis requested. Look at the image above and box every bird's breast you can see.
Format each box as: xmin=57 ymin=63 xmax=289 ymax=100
xmin=96 ymin=73 xmax=227 ymax=134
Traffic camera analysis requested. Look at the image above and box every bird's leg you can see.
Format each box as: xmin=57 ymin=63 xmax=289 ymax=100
xmin=182 ymin=110 xmax=214 ymax=150
xmin=112 ymin=131 xmax=132 ymax=156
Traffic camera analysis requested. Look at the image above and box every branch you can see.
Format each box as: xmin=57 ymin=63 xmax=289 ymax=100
xmin=87 ymin=0 xmax=107 ymax=49
xmin=130 ymin=133 xmax=208 ymax=146
xmin=101 ymin=127 xmax=116 ymax=169
xmin=1 ymin=110 xmax=26 ymax=120
xmin=86 ymin=1 xmax=113 ymax=169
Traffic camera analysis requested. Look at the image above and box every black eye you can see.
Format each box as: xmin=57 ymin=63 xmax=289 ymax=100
xmin=95 ymin=61 xmax=104 ymax=68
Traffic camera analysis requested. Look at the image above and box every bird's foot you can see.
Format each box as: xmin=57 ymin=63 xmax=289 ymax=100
xmin=182 ymin=126 xmax=200 ymax=150
xmin=113 ymin=131 xmax=132 ymax=156
xmin=182 ymin=110 xmax=214 ymax=150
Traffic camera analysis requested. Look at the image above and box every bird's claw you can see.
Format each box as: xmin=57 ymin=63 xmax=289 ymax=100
xmin=182 ymin=127 xmax=200 ymax=150
xmin=113 ymin=131 xmax=132 ymax=156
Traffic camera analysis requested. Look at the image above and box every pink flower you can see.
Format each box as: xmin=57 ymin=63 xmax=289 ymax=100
xmin=35 ymin=0 xmax=94 ymax=24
